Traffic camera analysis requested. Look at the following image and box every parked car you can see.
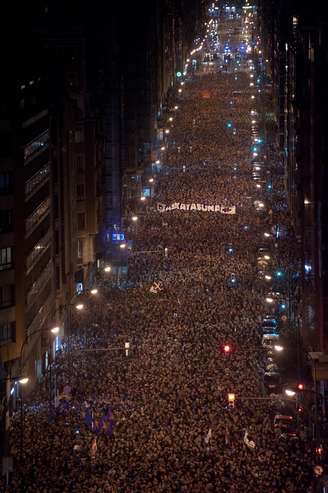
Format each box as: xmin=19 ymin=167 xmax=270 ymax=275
xmin=264 ymin=371 xmax=281 ymax=392
xmin=262 ymin=316 xmax=278 ymax=327
xmin=262 ymin=326 xmax=279 ymax=336
xmin=273 ymin=414 xmax=297 ymax=438
xmin=262 ymin=333 xmax=280 ymax=349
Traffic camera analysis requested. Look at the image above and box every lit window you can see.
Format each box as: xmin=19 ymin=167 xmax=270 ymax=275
xmin=0 ymin=247 xmax=13 ymax=271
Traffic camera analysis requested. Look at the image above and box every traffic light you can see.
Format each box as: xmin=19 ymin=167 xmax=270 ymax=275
xmin=297 ymin=383 xmax=305 ymax=391
xmin=223 ymin=344 xmax=231 ymax=354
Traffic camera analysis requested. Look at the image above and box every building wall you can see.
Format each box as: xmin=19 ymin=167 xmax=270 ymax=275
xmin=259 ymin=0 xmax=328 ymax=353
xmin=0 ymin=6 xmax=55 ymax=377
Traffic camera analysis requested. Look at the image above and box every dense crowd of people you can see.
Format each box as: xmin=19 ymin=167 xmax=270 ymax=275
xmin=2 ymin=10 xmax=316 ymax=493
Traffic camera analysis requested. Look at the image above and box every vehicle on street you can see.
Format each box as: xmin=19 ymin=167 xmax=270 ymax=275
xmin=264 ymin=371 xmax=281 ymax=392
xmin=262 ymin=333 xmax=280 ymax=349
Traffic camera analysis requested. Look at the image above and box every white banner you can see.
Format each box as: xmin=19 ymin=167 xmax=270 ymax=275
xmin=156 ymin=202 xmax=236 ymax=214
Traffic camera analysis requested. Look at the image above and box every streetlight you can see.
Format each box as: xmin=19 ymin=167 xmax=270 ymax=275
xmin=18 ymin=377 xmax=29 ymax=385
xmin=90 ymin=288 xmax=98 ymax=295
xmin=120 ymin=243 xmax=126 ymax=250
xmin=285 ymin=389 xmax=296 ymax=397
xmin=266 ymin=297 xmax=274 ymax=304
xmin=274 ymin=345 xmax=284 ymax=352
xmin=149 ymin=178 xmax=154 ymax=183
xmin=228 ymin=393 xmax=236 ymax=408
xmin=131 ymin=216 xmax=138 ymax=222
xmin=75 ymin=303 xmax=84 ymax=311
xmin=104 ymin=266 xmax=111 ymax=273
xmin=140 ymin=196 xmax=146 ymax=202
xmin=50 ymin=326 xmax=60 ymax=335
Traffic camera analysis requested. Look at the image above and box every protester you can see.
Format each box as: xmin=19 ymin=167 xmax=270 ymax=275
xmin=2 ymin=9 xmax=312 ymax=493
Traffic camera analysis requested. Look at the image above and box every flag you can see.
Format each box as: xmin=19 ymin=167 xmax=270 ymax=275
xmin=84 ymin=409 xmax=93 ymax=428
xmin=90 ymin=437 xmax=97 ymax=460
xmin=149 ymin=281 xmax=163 ymax=294
xmin=205 ymin=428 xmax=212 ymax=445
xmin=243 ymin=429 xmax=256 ymax=449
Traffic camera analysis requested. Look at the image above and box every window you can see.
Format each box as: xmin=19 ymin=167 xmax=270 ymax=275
xmin=76 ymin=183 xmax=85 ymax=200
xmin=77 ymin=238 xmax=84 ymax=261
xmin=0 ymin=247 xmax=13 ymax=271
xmin=0 ymin=285 xmax=14 ymax=308
xmin=0 ymin=173 xmax=13 ymax=195
xmin=74 ymin=130 xmax=83 ymax=143
xmin=76 ymin=155 xmax=84 ymax=173
xmin=24 ymin=130 xmax=49 ymax=165
xmin=77 ymin=213 xmax=86 ymax=231
xmin=0 ymin=210 xmax=13 ymax=233
xmin=0 ymin=321 xmax=15 ymax=344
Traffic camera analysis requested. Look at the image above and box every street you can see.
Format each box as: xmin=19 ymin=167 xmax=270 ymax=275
xmin=3 ymin=4 xmax=314 ymax=492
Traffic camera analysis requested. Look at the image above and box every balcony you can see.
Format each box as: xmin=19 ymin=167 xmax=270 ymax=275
xmin=26 ymin=230 xmax=52 ymax=274
xmin=25 ymin=163 xmax=50 ymax=200
xmin=24 ymin=130 xmax=49 ymax=166
xmin=25 ymin=198 xmax=50 ymax=238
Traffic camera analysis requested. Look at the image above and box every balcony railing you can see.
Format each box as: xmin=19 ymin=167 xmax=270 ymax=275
xmin=25 ymin=198 xmax=50 ymax=237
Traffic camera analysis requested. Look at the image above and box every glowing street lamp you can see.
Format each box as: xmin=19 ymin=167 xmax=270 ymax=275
xmin=18 ymin=377 xmax=29 ymax=385
xmin=90 ymin=288 xmax=98 ymax=295
xmin=132 ymin=216 xmax=138 ymax=222
xmin=120 ymin=243 xmax=126 ymax=250
xmin=285 ymin=389 xmax=296 ymax=397
xmin=165 ymin=129 xmax=170 ymax=134
xmin=104 ymin=266 xmax=111 ymax=273
xmin=140 ymin=196 xmax=146 ymax=202
xmin=51 ymin=326 xmax=60 ymax=335
xmin=75 ymin=303 xmax=84 ymax=311
xmin=274 ymin=345 xmax=284 ymax=352
xmin=265 ymin=297 xmax=274 ymax=304
xmin=149 ymin=178 xmax=154 ymax=183
xmin=228 ymin=393 xmax=236 ymax=408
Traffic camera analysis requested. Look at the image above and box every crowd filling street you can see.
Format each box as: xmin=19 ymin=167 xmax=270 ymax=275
xmin=2 ymin=5 xmax=318 ymax=493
